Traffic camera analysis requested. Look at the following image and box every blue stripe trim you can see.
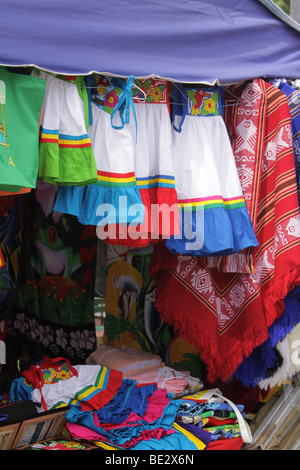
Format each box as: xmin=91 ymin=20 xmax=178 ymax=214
xmin=59 ymin=133 xmax=90 ymax=140
xmin=40 ymin=127 xmax=58 ymax=135
xmin=136 ymin=174 xmax=175 ymax=181
xmin=138 ymin=183 xmax=176 ymax=189
xmin=40 ymin=127 xmax=89 ymax=140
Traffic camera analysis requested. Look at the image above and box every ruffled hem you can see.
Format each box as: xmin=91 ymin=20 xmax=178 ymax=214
xmin=165 ymin=206 xmax=258 ymax=256
xmin=98 ymin=187 xmax=179 ymax=246
xmin=78 ymin=184 xmax=145 ymax=226
xmin=54 ymin=185 xmax=86 ymax=217
xmin=38 ymin=144 xmax=97 ymax=186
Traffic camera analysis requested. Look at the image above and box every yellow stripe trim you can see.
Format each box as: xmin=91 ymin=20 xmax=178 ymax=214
xmin=178 ymin=198 xmax=245 ymax=207
xmin=58 ymin=138 xmax=91 ymax=145
xmin=97 ymin=366 xmax=108 ymax=388
xmin=41 ymin=133 xmax=58 ymax=140
xmin=76 ymin=386 xmax=97 ymax=401
xmin=97 ymin=175 xmax=136 ymax=183
xmin=136 ymin=178 xmax=175 ymax=185
xmin=74 ymin=367 xmax=108 ymax=402
xmin=173 ymin=422 xmax=206 ymax=450
xmin=92 ymin=442 xmax=120 ymax=450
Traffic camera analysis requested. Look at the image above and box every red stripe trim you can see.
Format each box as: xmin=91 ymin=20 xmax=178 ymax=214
xmin=59 ymin=143 xmax=92 ymax=148
xmin=97 ymin=170 xmax=135 ymax=178
xmin=40 ymin=138 xmax=59 ymax=144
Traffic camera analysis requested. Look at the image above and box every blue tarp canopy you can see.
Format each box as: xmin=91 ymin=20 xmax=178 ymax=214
xmin=0 ymin=0 xmax=299 ymax=84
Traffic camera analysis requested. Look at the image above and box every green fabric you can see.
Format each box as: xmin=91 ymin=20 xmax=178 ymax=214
xmin=38 ymin=144 xmax=97 ymax=186
xmin=0 ymin=69 xmax=45 ymax=191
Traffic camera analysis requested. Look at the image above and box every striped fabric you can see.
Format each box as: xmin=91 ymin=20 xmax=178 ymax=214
xmin=70 ymin=366 xmax=122 ymax=410
xmin=40 ymin=127 xmax=92 ymax=148
xmin=96 ymin=170 xmax=136 ymax=187
xmin=136 ymin=174 xmax=176 ymax=189
xmin=178 ymin=195 xmax=246 ymax=211
xmin=277 ymin=81 xmax=300 ymax=207
xmin=172 ymin=422 xmax=207 ymax=450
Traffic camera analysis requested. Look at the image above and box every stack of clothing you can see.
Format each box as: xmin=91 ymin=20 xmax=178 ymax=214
xmin=86 ymin=344 xmax=202 ymax=397
xmin=7 ymin=356 xmax=251 ymax=450
xmin=8 ymin=357 xmax=207 ymax=450
xmin=176 ymin=389 xmax=246 ymax=446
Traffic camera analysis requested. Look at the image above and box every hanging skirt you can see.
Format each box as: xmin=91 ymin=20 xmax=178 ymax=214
xmin=55 ymin=99 xmax=145 ymax=228
xmin=165 ymin=85 xmax=258 ymax=256
xmin=34 ymin=71 xmax=97 ymax=186
xmin=104 ymin=79 xmax=179 ymax=247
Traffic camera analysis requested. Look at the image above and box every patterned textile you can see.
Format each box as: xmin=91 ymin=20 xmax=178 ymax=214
xmin=6 ymin=182 xmax=98 ymax=364
xmin=177 ymin=399 xmax=244 ymax=422
xmin=205 ymin=424 xmax=241 ymax=441
xmin=151 ymin=79 xmax=300 ymax=382
xmin=0 ymin=195 xmax=22 ymax=343
xmin=103 ymin=243 xmax=203 ymax=381
xmin=276 ymin=81 xmax=300 ymax=207
xmin=30 ymin=364 xmax=123 ymax=412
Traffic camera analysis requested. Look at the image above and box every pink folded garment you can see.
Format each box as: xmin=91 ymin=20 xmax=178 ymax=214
xmin=127 ymin=367 xmax=189 ymax=393
xmin=86 ymin=344 xmax=162 ymax=376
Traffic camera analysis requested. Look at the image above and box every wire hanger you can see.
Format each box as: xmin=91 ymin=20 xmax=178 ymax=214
xmin=222 ymin=86 xmax=242 ymax=107
xmin=132 ymin=81 xmax=147 ymax=102
xmin=168 ymin=82 xmax=188 ymax=106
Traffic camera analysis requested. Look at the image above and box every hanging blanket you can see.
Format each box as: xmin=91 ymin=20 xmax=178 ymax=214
xmin=276 ymin=80 xmax=300 ymax=208
xmin=151 ymin=79 xmax=300 ymax=382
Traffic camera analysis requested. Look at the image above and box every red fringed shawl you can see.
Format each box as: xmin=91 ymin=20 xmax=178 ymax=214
xmin=151 ymin=79 xmax=300 ymax=382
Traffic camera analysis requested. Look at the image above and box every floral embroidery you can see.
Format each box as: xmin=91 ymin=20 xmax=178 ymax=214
xmin=202 ymin=92 xmax=219 ymax=116
xmin=132 ymin=78 xmax=168 ymax=104
xmin=104 ymin=90 xmax=120 ymax=114
xmin=43 ymin=363 xmax=73 ymax=384
xmin=150 ymin=86 xmax=163 ymax=103
xmin=203 ymin=97 xmax=216 ymax=114
xmin=187 ymin=88 xmax=221 ymax=117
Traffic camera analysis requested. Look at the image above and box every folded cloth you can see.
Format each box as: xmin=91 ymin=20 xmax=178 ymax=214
xmin=174 ymin=421 xmax=212 ymax=448
xmin=205 ymin=424 xmax=241 ymax=441
xmin=86 ymin=344 xmax=162 ymax=376
xmin=94 ymin=380 xmax=156 ymax=424
xmin=66 ymin=387 xmax=181 ymax=447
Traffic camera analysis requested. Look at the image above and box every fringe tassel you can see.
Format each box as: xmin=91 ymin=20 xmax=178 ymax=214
xmin=154 ymin=287 xmax=269 ymax=383
xmin=205 ymin=253 xmax=255 ymax=274
xmin=264 ymin=265 xmax=300 ymax=328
